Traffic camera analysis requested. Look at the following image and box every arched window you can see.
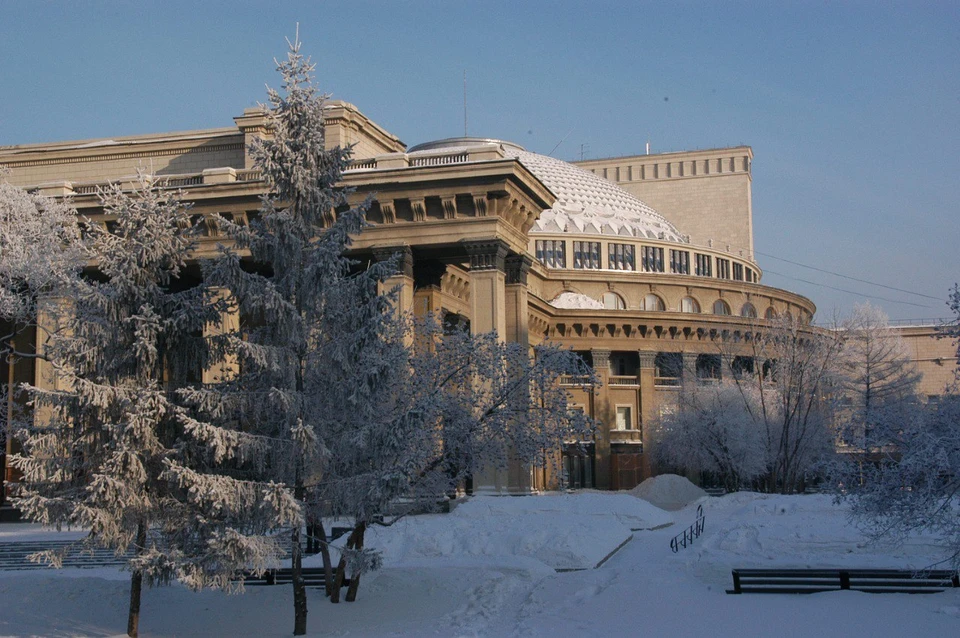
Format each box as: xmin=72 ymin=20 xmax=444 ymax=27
xmin=601 ymin=292 xmax=626 ymax=310
xmin=783 ymin=310 xmax=794 ymax=323
xmin=680 ymin=296 xmax=700 ymax=313
xmin=640 ymin=293 xmax=664 ymax=311
xmin=712 ymin=299 xmax=730 ymax=315
xmin=741 ymin=302 xmax=757 ymax=318
xmin=765 ymin=307 xmax=777 ymax=320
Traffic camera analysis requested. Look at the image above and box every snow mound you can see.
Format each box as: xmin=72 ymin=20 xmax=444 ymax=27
xmin=356 ymin=493 xmax=672 ymax=572
xmin=629 ymin=474 xmax=706 ymax=511
xmin=549 ymin=292 xmax=604 ymax=309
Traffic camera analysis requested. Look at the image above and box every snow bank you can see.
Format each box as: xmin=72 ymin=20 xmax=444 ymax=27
xmin=355 ymin=492 xmax=672 ymax=572
xmin=549 ymin=292 xmax=604 ymax=309
xmin=629 ymin=474 xmax=707 ymax=511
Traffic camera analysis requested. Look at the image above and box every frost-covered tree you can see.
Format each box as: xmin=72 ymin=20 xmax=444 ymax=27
xmin=736 ymin=315 xmax=841 ymax=493
xmin=11 ymin=176 xmax=296 ymax=638
xmin=836 ymin=303 xmax=921 ymax=450
xmin=177 ymin=36 xmax=396 ymax=635
xmin=312 ymin=323 xmax=596 ymax=602
xmin=673 ymin=316 xmax=840 ymax=493
xmin=840 ymin=290 xmax=960 ymax=568
xmin=0 ymin=170 xmax=86 ymax=503
xmin=652 ymin=380 xmax=769 ymax=492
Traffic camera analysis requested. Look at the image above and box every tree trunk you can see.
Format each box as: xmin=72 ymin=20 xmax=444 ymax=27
xmin=330 ymin=526 xmax=359 ymax=604
xmin=317 ymin=520 xmax=335 ymax=598
xmin=292 ymin=525 xmax=307 ymax=635
xmin=344 ymin=522 xmax=366 ymax=602
xmin=126 ymin=521 xmax=147 ymax=638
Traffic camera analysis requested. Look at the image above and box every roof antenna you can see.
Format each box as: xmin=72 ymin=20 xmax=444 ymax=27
xmin=463 ymin=70 xmax=468 ymax=137
xmin=548 ymin=129 xmax=573 ymax=157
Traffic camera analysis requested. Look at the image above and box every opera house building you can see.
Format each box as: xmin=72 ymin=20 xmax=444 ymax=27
xmin=1 ymin=102 xmax=950 ymax=497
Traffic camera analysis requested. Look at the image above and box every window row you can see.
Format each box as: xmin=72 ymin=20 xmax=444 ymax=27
xmin=535 ymin=241 xmax=757 ymax=282
xmin=595 ymin=293 xmax=780 ymax=318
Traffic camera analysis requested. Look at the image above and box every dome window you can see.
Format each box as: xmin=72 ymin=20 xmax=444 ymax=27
xmin=641 ymin=246 xmax=664 ymax=272
xmin=573 ymin=241 xmax=601 ymax=269
xmin=608 ymin=243 xmax=635 ymax=271
xmin=670 ymin=250 xmax=690 ymax=274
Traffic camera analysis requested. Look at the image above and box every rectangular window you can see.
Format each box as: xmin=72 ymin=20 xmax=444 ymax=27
xmin=670 ymin=249 xmax=690 ymax=275
xmin=717 ymin=258 xmax=731 ymax=279
xmin=535 ymin=240 xmax=566 ymax=268
xmin=641 ymin=246 xmax=664 ymax=272
xmin=615 ymin=406 xmax=632 ymax=431
xmin=695 ymin=253 xmax=712 ymax=277
xmin=608 ymin=243 xmax=635 ymax=271
xmin=573 ymin=241 xmax=601 ymax=269
xmin=746 ymin=267 xmax=754 ymax=283
xmin=733 ymin=263 xmax=744 ymax=281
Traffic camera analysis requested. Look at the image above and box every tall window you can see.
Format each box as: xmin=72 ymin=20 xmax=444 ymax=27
xmin=670 ymin=249 xmax=690 ymax=274
xmin=716 ymin=258 xmax=731 ymax=279
xmin=765 ymin=307 xmax=777 ymax=320
xmin=733 ymin=263 xmax=744 ymax=281
xmin=695 ymin=253 xmax=712 ymax=277
xmin=640 ymin=293 xmax=665 ymax=311
xmin=713 ymin=299 xmax=731 ymax=315
xmin=535 ymin=240 xmax=566 ymax=268
xmin=741 ymin=302 xmax=758 ymax=318
xmin=746 ymin=267 xmax=755 ymax=283
xmin=680 ymin=296 xmax=700 ymax=313
xmin=573 ymin=241 xmax=601 ymax=269
xmin=608 ymin=243 xmax=635 ymax=271
xmin=615 ymin=406 xmax=633 ymax=431
xmin=641 ymin=246 xmax=664 ymax=272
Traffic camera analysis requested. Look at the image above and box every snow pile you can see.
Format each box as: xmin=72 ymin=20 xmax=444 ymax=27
xmin=549 ymin=291 xmax=604 ymax=309
xmin=358 ymin=493 xmax=672 ymax=571
xmin=629 ymin=473 xmax=707 ymax=511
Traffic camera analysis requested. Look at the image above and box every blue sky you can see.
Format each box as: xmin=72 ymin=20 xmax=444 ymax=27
xmin=1 ymin=1 xmax=957 ymax=322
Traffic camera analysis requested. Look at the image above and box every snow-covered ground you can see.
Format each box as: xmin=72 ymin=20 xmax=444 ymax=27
xmin=1 ymin=491 xmax=959 ymax=637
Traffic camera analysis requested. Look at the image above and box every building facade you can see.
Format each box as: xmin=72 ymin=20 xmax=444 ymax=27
xmin=1 ymin=102 xmax=954 ymax=496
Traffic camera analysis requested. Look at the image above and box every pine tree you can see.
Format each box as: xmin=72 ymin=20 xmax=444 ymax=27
xmin=11 ymin=176 xmax=295 ymax=638
xmin=183 ymin=35 xmax=394 ymax=635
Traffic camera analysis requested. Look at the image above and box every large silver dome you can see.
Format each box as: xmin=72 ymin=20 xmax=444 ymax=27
xmin=407 ymin=138 xmax=687 ymax=242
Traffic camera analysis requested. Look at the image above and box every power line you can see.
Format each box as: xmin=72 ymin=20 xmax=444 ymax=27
xmin=752 ymin=248 xmax=942 ymax=301
xmin=762 ymin=268 xmax=934 ymax=309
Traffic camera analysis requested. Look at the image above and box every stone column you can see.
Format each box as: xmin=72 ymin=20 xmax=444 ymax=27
xmin=682 ymin=352 xmax=698 ymax=383
xmin=591 ymin=349 xmax=612 ymax=490
xmin=203 ymin=288 xmax=240 ymax=384
xmin=504 ymin=255 xmax=532 ymax=347
xmin=464 ymin=240 xmax=525 ymax=494
xmin=373 ymin=245 xmax=415 ymax=316
xmin=464 ymin=240 xmax=508 ymax=338
xmin=638 ymin=351 xmax=657 ymax=480
xmin=721 ymin=353 xmax=735 ymax=381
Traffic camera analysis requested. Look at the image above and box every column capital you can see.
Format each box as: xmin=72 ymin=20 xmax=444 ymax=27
xmin=638 ymin=351 xmax=657 ymax=369
xmin=591 ymin=348 xmax=611 ymax=369
xmin=463 ymin=239 xmax=509 ymax=272
xmin=372 ymin=245 xmax=414 ymax=278
xmin=505 ymin=254 xmax=533 ymax=285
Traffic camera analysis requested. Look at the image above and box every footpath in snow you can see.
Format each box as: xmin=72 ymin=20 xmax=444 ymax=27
xmin=1 ymin=487 xmax=959 ymax=637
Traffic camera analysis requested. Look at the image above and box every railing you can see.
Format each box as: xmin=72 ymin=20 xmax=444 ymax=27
xmin=160 ymin=175 xmax=203 ymax=187
xmin=410 ymin=153 xmax=469 ymax=167
xmin=558 ymin=375 xmax=594 ymax=387
xmin=669 ymin=504 xmax=705 ymax=553
xmin=235 ymin=170 xmax=263 ymax=182
xmin=609 ymin=375 xmax=639 ymax=386
xmin=348 ymin=159 xmax=377 ymax=170
xmin=654 ymin=376 xmax=681 ymax=387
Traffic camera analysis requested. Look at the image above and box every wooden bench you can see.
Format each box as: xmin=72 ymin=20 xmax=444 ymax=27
xmin=728 ymin=568 xmax=960 ymax=594
xmin=243 ymin=567 xmax=350 ymax=589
